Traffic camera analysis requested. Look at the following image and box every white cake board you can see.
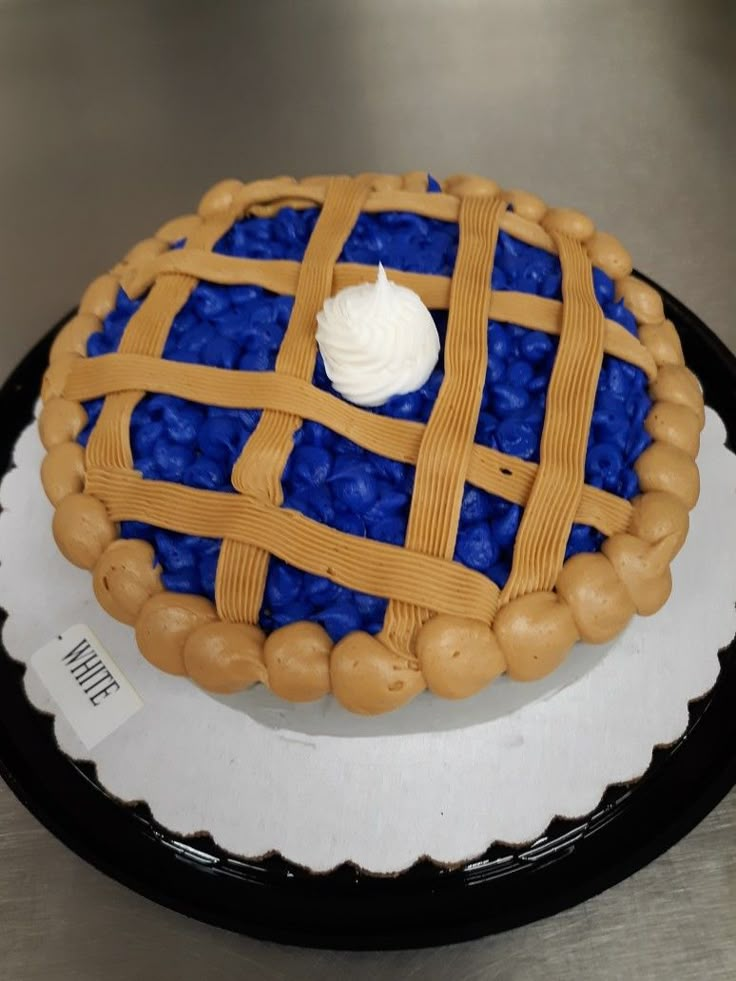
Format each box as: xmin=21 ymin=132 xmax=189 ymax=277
xmin=1 ymin=408 xmax=734 ymax=874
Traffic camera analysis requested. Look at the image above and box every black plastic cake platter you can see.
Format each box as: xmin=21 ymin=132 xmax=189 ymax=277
xmin=1 ymin=275 xmax=735 ymax=950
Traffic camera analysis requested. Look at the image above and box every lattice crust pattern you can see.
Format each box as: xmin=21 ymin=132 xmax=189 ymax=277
xmin=40 ymin=172 xmax=704 ymax=715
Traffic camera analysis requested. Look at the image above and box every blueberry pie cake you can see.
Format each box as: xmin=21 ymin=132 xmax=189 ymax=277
xmin=39 ymin=172 xmax=704 ymax=714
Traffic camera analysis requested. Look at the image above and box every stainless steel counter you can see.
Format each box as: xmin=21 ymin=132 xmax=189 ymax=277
xmin=1 ymin=0 xmax=734 ymax=977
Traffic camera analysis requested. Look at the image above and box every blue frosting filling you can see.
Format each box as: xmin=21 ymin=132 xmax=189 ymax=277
xmin=79 ymin=175 xmax=651 ymax=641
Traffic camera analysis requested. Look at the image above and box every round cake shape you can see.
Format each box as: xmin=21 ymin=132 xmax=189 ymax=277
xmin=40 ymin=171 xmax=704 ymax=714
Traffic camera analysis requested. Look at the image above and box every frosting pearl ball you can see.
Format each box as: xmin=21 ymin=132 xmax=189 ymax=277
xmin=638 ymin=319 xmax=685 ymax=366
xmin=626 ymin=567 xmax=672 ymax=617
xmin=41 ymin=441 xmax=86 ymax=505
xmin=401 ymin=170 xmax=431 ymax=192
xmin=364 ymin=173 xmax=402 ymax=191
xmin=503 ymin=189 xmax=547 ymax=222
xmin=198 ymin=179 xmax=244 ymax=218
xmin=628 ymin=491 xmax=689 ymax=559
xmin=614 ymin=276 xmax=665 ymax=324
xmin=585 ymin=231 xmax=633 ymax=280
xmin=52 ymin=493 xmax=118 ymax=570
xmin=542 ymin=208 xmax=595 ymax=241
xmin=38 ymin=398 xmax=88 ymax=449
xmin=263 ymin=622 xmax=331 ymax=702
xmin=135 ymin=592 xmax=217 ymax=675
xmin=316 ymin=264 xmax=440 ymax=407
xmin=445 ymin=175 xmax=501 ymax=198
xmin=416 ymin=615 xmax=505 ymax=698
xmin=93 ymin=539 xmax=162 ymax=625
xmin=634 ymin=442 xmax=700 ymax=510
xmin=41 ymin=353 xmax=78 ymax=403
xmin=494 ymin=592 xmax=578 ymax=680
xmin=649 ymin=365 xmax=705 ymax=429
xmin=601 ymin=533 xmax=673 ymax=616
xmin=50 ymin=313 xmax=101 ymax=362
xmin=645 ymin=402 xmax=701 ymax=458
xmin=79 ymin=274 xmax=120 ymax=319
xmin=331 ymin=632 xmax=425 ymax=714
xmin=184 ymin=622 xmax=267 ymax=694
xmin=124 ymin=237 xmax=167 ymax=265
xmin=555 ymin=554 xmax=635 ymax=644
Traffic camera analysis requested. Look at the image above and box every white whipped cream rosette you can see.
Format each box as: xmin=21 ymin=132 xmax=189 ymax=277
xmin=316 ymin=264 xmax=440 ymax=407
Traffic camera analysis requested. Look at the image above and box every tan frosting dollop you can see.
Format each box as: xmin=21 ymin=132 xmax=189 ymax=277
xmin=415 ymin=614 xmax=505 ymax=698
xmin=184 ymin=622 xmax=267 ymax=694
xmin=41 ymin=353 xmax=79 ymax=403
xmin=638 ymin=319 xmax=685 ymax=366
xmin=503 ymin=189 xmax=547 ymax=223
xmin=358 ymin=173 xmax=402 ymax=191
xmin=649 ymin=365 xmax=705 ymax=429
xmin=41 ymin=441 xmax=86 ymax=505
xmin=628 ymin=491 xmax=689 ymax=558
xmin=555 ymin=553 xmax=635 ymax=643
xmin=263 ymin=621 xmax=332 ymax=702
xmin=614 ymin=276 xmax=665 ymax=324
xmin=541 ymin=207 xmax=595 ymax=241
xmin=494 ymin=591 xmax=578 ymax=681
xmin=331 ymin=632 xmax=425 ymax=715
xmin=627 ymin=567 xmax=673 ymax=616
xmin=52 ymin=492 xmax=118 ymax=570
xmin=49 ymin=313 xmax=101 ymax=363
xmin=123 ymin=237 xmax=167 ymax=265
xmin=585 ymin=231 xmax=633 ymax=280
xmin=601 ymin=533 xmax=673 ymax=616
xmin=79 ymin=274 xmax=120 ymax=319
xmin=635 ymin=441 xmax=700 ymax=510
xmin=395 ymin=171 xmax=429 ymax=193
xmin=38 ymin=398 xmax=88 ymax=450
xmin=645 ymin=401 xmax=701 ymax=458
xmin=93 ymin=538 xmax=162 ymax=625
xmin=444 ymin=175 xmax=501 ymax=198
xmin=135 ymin=592 xmax=217 ymax=675
xmin=198 ymin=178 xmax=245 ymax=218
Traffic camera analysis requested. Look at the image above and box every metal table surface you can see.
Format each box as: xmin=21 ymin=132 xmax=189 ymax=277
xmin=1 ymin=1 xmax=734 ymax=977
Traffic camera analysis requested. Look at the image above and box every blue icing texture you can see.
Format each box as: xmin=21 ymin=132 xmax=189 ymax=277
xmin=80 ymin=182 xmax=652 ymax=642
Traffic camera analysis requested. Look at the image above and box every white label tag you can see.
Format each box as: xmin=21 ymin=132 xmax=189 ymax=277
xmin=31 ymin=625 xmax=143 ymax=750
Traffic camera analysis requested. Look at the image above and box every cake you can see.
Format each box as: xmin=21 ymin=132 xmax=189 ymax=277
xmin=38 ymin=172 xmax=704 ymax=715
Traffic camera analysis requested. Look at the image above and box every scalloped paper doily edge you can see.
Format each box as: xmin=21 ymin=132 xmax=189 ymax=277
xmin=1 ymin=407 xmax=734 ymax=874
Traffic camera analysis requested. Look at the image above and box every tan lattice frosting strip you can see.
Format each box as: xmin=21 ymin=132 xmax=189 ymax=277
xmin=501 ymin=232 xmax=606 ymax=601
xmin=85 ymin=209 xmax=240 ymax=472
xmin=59 ymin=353 xmax=632 ymax=536
xmin=84 ymin=469 xmax=499 ymax=622
xmin=39 ymin=173 xmax=704 ymax=715
xmin=216 ymin=177 xmax=372 ymax=623
xmin=380 ymin=195 xmax=506 ymax=653
xmin=239 ymin=181 xmax=557 ymax=253
xmin=120 ymin=252 xmax=656 ymax=380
